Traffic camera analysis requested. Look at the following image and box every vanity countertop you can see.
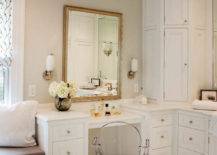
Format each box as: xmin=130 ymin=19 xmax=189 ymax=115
xmin=36 ymin=109 xmax=89 ymax=122
xmin=36 ymin=100 xmax=217 ymax=123
xmin=121 ymin=101 xmax=217 ymax=116
xmin=36 ymin=103 xmax=144 ymax=128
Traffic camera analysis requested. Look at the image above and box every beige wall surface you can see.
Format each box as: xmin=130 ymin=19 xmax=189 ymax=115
xmin=24 ymin=0 xmax=143 ymax=103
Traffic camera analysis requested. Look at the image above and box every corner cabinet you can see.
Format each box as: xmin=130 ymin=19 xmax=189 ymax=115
xmin=164 ymin=29 xmax=188 ymax=101
xmin=142 ymin=0 xmax=211 ymax=103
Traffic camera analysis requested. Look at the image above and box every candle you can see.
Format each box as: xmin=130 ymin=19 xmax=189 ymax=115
xmin=46 ymin=54 xmax=55 ymax=71
xmin=131 ymin=58 xmax=138 ymax=72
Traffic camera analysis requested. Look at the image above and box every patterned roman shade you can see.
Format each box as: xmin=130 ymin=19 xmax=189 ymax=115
xmin=0 ymin=0 xmax=12 ymax=68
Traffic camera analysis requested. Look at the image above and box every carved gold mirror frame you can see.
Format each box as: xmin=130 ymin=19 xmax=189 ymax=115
xmin=63 ymin=5 xmax=122 ymax=102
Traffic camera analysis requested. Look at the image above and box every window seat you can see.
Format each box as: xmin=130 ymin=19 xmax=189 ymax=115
xmin=0 ymin=146 xmax=45 ymax=155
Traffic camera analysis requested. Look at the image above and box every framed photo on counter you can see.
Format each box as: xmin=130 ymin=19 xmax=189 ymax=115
xmin=200 ymin=90 xmax=217 ymax=102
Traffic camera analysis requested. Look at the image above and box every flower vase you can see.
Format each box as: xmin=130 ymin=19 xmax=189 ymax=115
xmin=54 ymin=97 xmax=71 ymax=111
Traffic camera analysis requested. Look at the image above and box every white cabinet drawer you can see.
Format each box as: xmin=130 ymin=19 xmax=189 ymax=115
xmin=151 ymin=112 xmax=173 ymax=127
xmin=151 ymin=126 xmax=172 ymax=149
xmin=52 ymin=123 xmax=84 ymax=141
xmin=209 ymin=135 xmax=217 ymax=155
xmin=179 ymin=148 xmax=203 ymax=155
xmin=53 ymin=139 xmax=84 ymax=155
xmin=150 ymin=147 xmax=171 ymax=155
xmin=179 ymin=127 xmax=205 ymax=153
xmin=179 ymin=113 xmax=208 ymax=131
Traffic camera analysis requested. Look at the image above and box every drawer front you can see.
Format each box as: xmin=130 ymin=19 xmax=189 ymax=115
xmin=53 ymin=139 xmax=84 ymax=155
xmin=179 ymin=113 xmax=208 ymax=131
xmin=151 ymin=113 xmax=173 ymax=127
xmin=209 ymin=136 xmax=217 ymax=155
xmin=53 ymin=123 xmax=84 ymax=141
xmin=151 ymin=126 xmax=172 ymax=149
xmin=179 ymin=148 xmax=203 ymax=155
xmin=150 ymin=147 xmax=171 ymax=155
xmin=179 ymin=127 xmax=205 ymax=153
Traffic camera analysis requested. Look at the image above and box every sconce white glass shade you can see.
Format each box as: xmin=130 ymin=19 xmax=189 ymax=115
xmin=46 ymin=54 xmax=55 ymax=71
xmin=131 ymin=58 xmax=138 ymax=72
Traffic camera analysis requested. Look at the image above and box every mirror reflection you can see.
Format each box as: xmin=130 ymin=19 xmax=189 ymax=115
xmin=64 ymin=7 xmax=121 ymax=101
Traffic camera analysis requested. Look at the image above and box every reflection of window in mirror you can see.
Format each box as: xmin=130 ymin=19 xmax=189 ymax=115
xmin=64 ymin=7 xmax=121 ymax=101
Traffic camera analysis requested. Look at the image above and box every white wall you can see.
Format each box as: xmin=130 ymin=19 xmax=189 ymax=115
xmin=24 ymin=0 xmax=143 ymax=103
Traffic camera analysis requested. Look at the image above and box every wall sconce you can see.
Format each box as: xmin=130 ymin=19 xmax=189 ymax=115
xmin=43 ymin=53 xmax=55 ymax=81
xmin=128 ymin=58 xmax=138 ymax=79
xmin=103 ymin=42 xmax=113 ymax=57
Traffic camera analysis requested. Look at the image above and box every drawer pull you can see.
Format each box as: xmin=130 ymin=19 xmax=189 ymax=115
xmin=67 ymin=151 xmax=71 ymax=155
xmin=161 ymin=135 xmax=164 ymax=139
xmin=189 ymin=137 xmax=193 ymax=141
xmin=66 ymin=130 xmax=71 ymax=134
xmin=161 ymin=119 xmax=165 ymax=122
xmin=189 ymin=120 xmax=193 ymax=124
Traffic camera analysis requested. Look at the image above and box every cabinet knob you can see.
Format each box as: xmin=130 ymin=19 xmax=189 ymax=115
xmin=161 ymin=135 xmax=165 ymax=139
xmin=184 ymin=19 xmax=188 ymax=23
xmin=189 ymin=137 xmax=193 ymax=141
xmin=189 ymin=120 xmax=193 ymax=124
xmin=67 ymin=151 xmax=71 ymax=155
xmin=161 ymin=119 xmax=165 ymax=122
xmin=67 ymin=130 xmax=71 ymax=134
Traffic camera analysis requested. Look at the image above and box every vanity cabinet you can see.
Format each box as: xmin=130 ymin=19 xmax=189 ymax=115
xmin=53 ymin=139 xmax=84 ymax=155
xmin=148 ymin=111 xmax=177 ymax=155
xmin=142 ymin=0 xmax=210 ymax=103
xmin=149 ymin=110 xmax=209 ymax=155
xmin=37 ymin=117 xmax=88 ymax=155
xmin=208 ymin=115 xmax=217 ymax=155
xmin=178 ymin=111 xmax=209 ymax=155
xmin=208 ymin=135 xmax=217 ymax=155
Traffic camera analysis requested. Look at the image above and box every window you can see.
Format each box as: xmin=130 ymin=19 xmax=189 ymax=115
xmin=0 ymin=68 xmax=9 ymax=103
xmin=0 ymin=0 xmax=13 ymax=103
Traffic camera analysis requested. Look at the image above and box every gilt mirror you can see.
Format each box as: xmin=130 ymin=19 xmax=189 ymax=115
xmin=63 ymin=6 xmax=122 ymax=102
xmin=214 ymin=0 xmax=217 ymax=87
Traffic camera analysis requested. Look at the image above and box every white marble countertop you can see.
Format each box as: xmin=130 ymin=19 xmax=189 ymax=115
xmin=36 ymin=102 xmax=143 ymax=128
xmin=121 ymin=101 xmax=217 ymax=116
xmin=36 ymin=110 xmax=89 ymax=122
xmin=36 ymin=99 xmax=217 ymax=123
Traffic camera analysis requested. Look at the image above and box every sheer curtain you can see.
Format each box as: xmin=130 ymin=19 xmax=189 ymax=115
xmin=0 ymin=0 xmax=12 ymax=102
xmin=0 ymin=0 xmax=12 ymax=68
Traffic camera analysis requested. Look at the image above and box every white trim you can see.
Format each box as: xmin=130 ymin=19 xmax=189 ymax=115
xmin=9 ymin=0 xmax=25 ymax=103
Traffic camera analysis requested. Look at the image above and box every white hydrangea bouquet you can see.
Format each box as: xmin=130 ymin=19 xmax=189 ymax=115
xmin=49 ymin=81 xmax=77 ymax=111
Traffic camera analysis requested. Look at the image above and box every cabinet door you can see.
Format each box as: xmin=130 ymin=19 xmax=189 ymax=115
xmin=143 ymin=29 xmax=161 ymax=100
xmin=191 ymin=0 xmax=206 ymax=28
xmin=53 ymin=139 xmax=84 ymax=155
xmin=214 ymin=32 xmax=217 ymax=87
xmin=179 ymin=148 xmax=202 ymax=155
xmin=209 ymin=136 xmax=217 ymax=155
xmin=143 ymin=0 xmax=159 ymax=28
xmin=214 ymin=0 xmax=217 ymax=31
xmin=150 ymin=147 xmax=172 ymax=155
xmin=165 ymin=0 xmax=188 ymax=26
xmin=164 ymin=29 xmax=188 ymax=101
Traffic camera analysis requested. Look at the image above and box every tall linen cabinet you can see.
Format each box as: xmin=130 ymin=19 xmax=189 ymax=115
xmin=142 ymin=0 xmax=211 ymax=103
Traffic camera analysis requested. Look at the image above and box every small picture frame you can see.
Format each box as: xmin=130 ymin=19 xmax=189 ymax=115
xmin=91 ymin=78 xmax=101 ymax=87
xmin=200 ymin=90 xmax=217 ymax=102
